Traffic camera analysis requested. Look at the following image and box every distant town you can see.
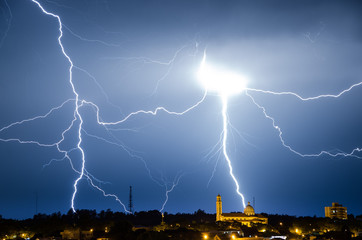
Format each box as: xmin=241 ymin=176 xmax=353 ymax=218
xmin=1 ymin=197 xmax=362 ymax=240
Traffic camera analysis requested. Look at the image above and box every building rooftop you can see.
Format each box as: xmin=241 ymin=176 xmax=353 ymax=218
xmin=221 ymin=213 xmax=266 ymax=218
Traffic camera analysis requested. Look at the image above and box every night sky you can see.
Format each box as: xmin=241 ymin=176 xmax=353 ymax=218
xmin=1 ymin=0 xmax=362 ymax=219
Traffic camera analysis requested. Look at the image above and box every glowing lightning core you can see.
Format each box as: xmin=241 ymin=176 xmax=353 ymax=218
xmin=198 ymin=53 xmax=247 ymax=97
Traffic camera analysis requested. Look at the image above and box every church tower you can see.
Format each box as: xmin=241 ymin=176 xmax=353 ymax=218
xmin=216 ymin=194 xmax=222 ymax=221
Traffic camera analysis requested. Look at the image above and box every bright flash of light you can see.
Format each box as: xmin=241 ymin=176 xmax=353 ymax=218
xmin=198 ymin=53 xmax=247 ymax=209
xmin=198 ymin=52 xmax=247 ymax=97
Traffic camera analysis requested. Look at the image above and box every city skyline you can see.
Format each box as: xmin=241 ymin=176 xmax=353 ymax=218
xmin=0 ymin=0 xmax=362 ymax=219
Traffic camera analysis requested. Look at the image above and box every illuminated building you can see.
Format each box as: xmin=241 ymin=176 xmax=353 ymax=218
xmin=60 ymin=228 xmax=93 ymax=240
xmin=216 ymin=194 xmax=268 ymax=226
xmin=325 ymin=202 xmax=347 ymax=220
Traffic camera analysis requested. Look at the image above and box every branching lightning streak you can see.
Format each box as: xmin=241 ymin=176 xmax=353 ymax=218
xmin=103 ymin=42 xmax=199 ymax=96
xmin=207 ymin=153 xmax=221 ymax=188
xmin=43 ymin=147 xmax=111 ymax=186
xmin=200 ymin=50 xmax=362 ymax=211
xmin=83 ymin=124 xmax=185 ymax=213
xmin=199 ymin=52 xmax=247 ymax=209
xmin=69 ymin=39 xmax=204 ymax=212
xmin=221 ymin=95 xmax=246 ymax=209
xmin=29 ymin=0 xmax=153 ymax=214
xmin=303 ymin=22 xmax=325 ymax=44
xmin=159 ymin=172 xmax=184 ymax=213
xmin=204 ymin=131 xmax=223 ymax=187
xmin=30 ymin=0 xmax=91 ymax=212
xmin=82 ymin=129 xmax=140 ymax=158
xmin=245 ymin=89 xmax=362 ymax=159
xmin=85 ymin=176 xmax=131 ymax=213
xmin=217 ymin=82 xmax=362 ymax=209
xmin=73 ymin=66 xmax=125 ymax=115
xmin=81 ymin=128 xmax=165 ymax=187
xmin=205 ymin=132 xmax=224 ymax=161
xmin=84 ymin=90 xmax=207 ymax=126
xmin=81 ymin=94 xmax=206 ymax=212
xmin=63 ymin=24 xmax=123 ymax=48
xmin=0 ymin=0 xmax=207 ymax=214
xmin=0 ymin=99 xmax=76 ymax=149
xmin=150 ymin=44 xmax=194 ymax=96
xmin=211 ymin=84 xmax=362 ymax=211
xmin=0 ymin=99 xmax=74 ymax=133
xmin=246 ymin=81 xmax=362 ymax=101
xmin=42 ymin=147 xmax=78 ymax=169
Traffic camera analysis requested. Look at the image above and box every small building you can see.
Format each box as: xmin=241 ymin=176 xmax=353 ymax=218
xmin=325 ymin=202 xmax=347 ymax=220
xmin=202 ymin=231 xmax=243 ymax=240
xmin=216 ymin=195 xmax=268 ymax=227
xmin=60 ymin=228 xmax=93 ymax=240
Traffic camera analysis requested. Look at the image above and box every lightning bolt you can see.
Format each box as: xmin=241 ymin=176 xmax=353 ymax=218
xmin=200 ymin=51 xmax=362 ymax=211
xmin=62 ymin=24 xmax=123 ymax=48
xmin=27 ymin=0 xmax=132 ymax=213
xmin=0 ymin=0 xmax=206 ymax=214
xmin=83 ymin=89 xmax=207 ymax=126
xmin=102 ymin=42 xmax=200 ymax=97
xmin=246 ymin=82 xmax=362 ymax=101
xmin=29 ymin=0 xmax=88 ymax=213
xmin=159 ymin=172 xmax=184 ymax=213
xmin=221 ymin=95 xmax=247 ymax=209
xmin=245 ymin=90 xmax=362 ymax=159
xmin=0 ymin=98 xmax=74 ymax=133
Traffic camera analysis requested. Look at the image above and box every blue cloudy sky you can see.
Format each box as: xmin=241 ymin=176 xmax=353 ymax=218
xmin=0 ymin=0 xmax=362 ymax=219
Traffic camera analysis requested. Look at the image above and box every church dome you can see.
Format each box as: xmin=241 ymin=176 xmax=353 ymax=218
xmin=244 ymin=202 xmax=255 ymax=216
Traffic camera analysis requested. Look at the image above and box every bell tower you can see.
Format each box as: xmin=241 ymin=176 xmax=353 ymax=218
xmin=216 ymin=194 xmax=222 ymax=221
